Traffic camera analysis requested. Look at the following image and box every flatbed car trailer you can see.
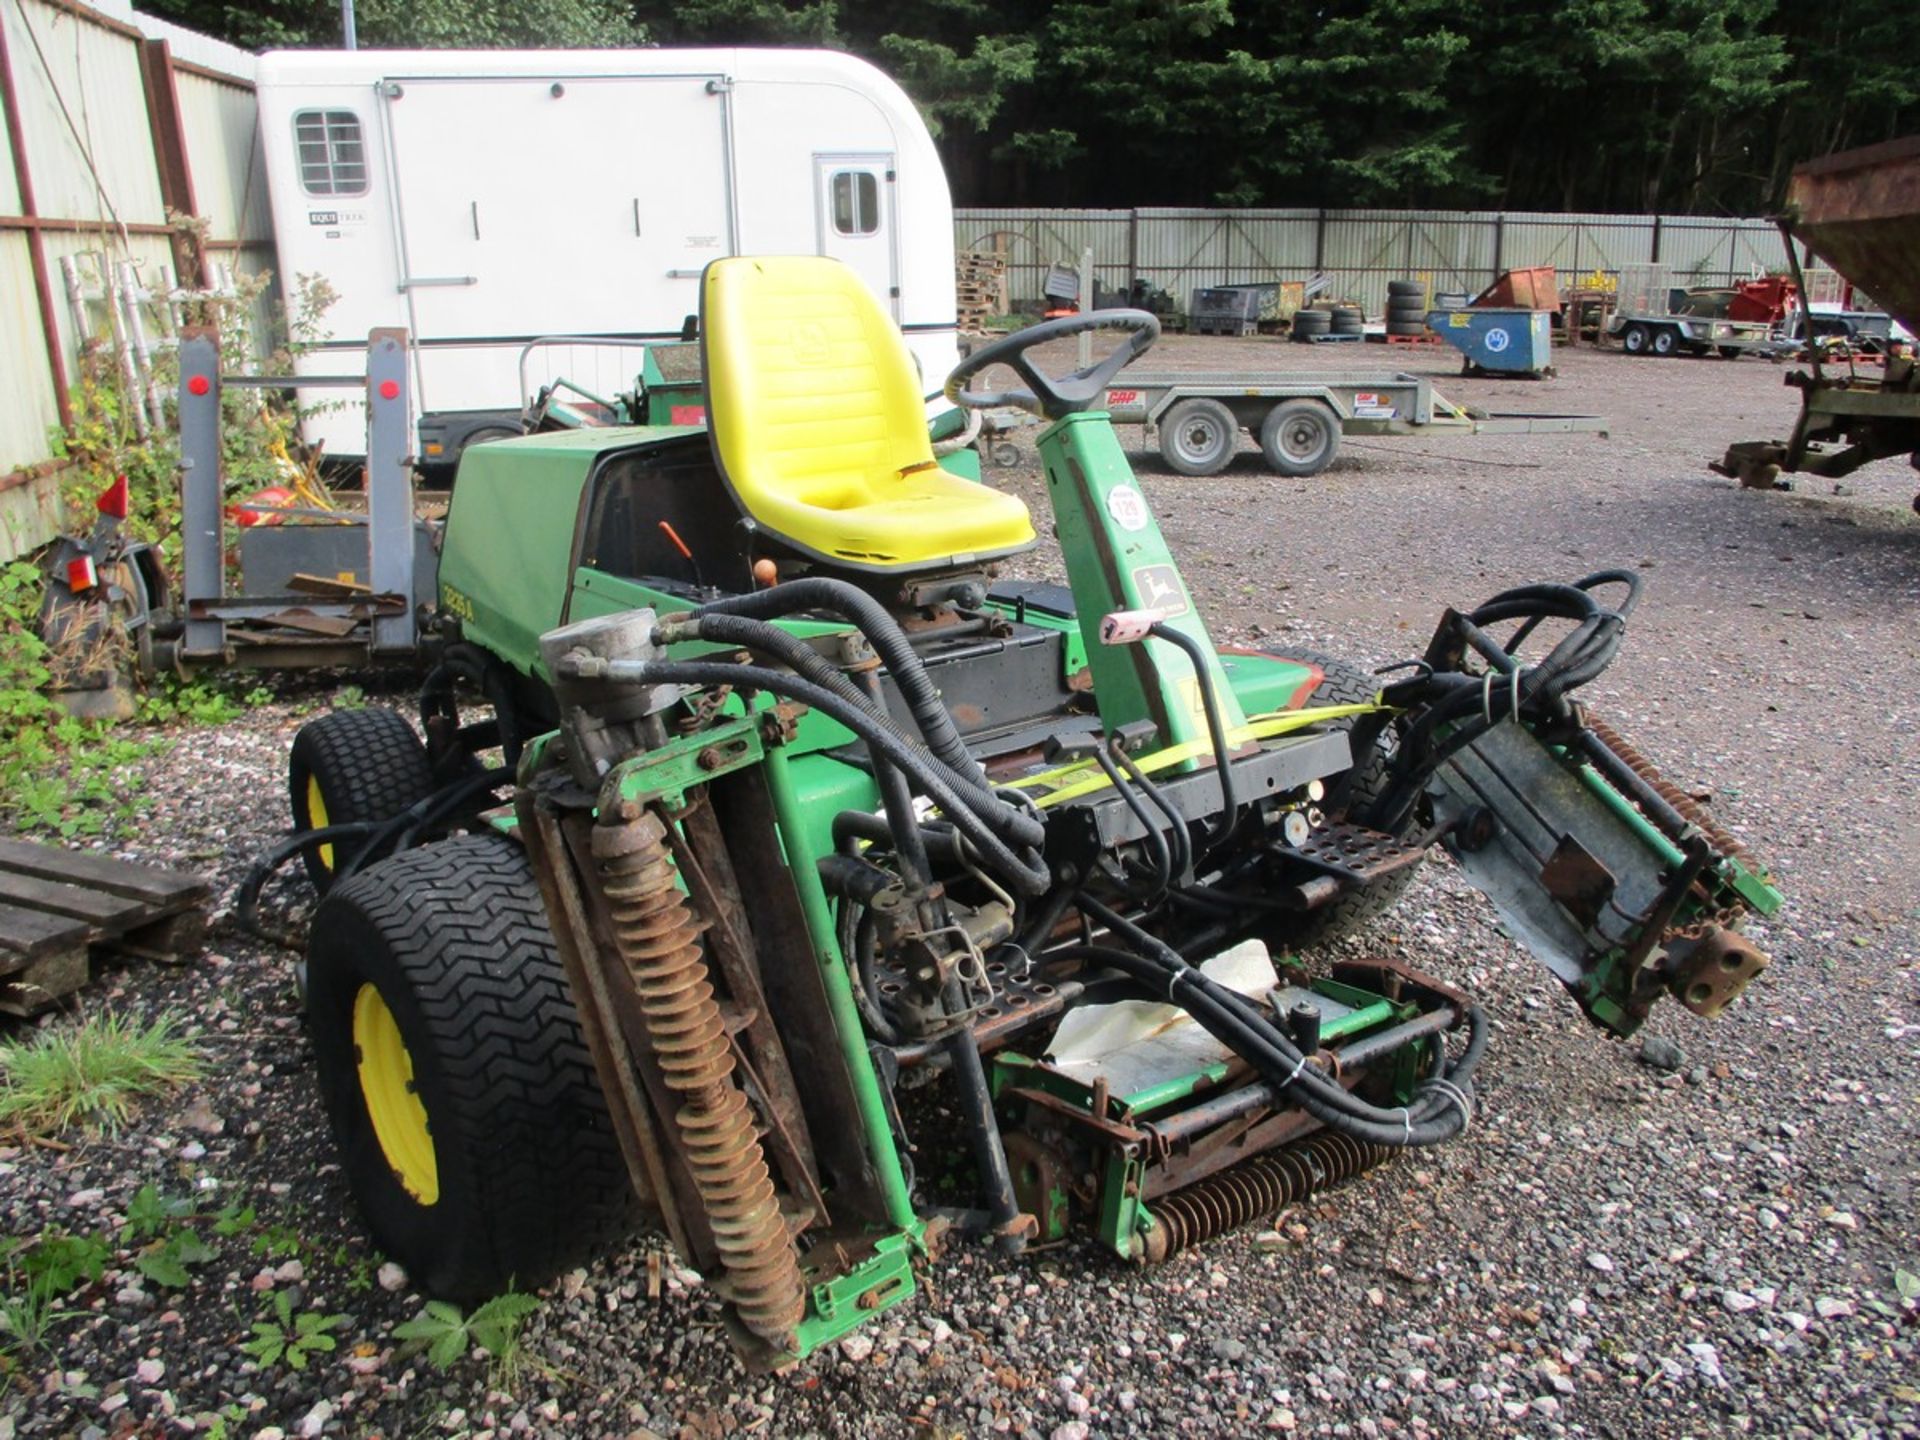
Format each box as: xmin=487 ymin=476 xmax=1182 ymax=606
xmin=1099 ymin=370 xmax=1606 ymax=477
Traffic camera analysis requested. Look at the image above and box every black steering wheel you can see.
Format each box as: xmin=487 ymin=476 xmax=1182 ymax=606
xmin=945 ymin=309 xmax=1160 ymax=421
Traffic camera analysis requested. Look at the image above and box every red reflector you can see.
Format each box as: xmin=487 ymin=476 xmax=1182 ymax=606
xmin=96 ymin=474 xmax=130 ymax=519
xmin=187 ymin=374 xmax=210 ymax=396
xmin=66 ymin=556 xmax=98 ymax=592
xmin=378 ymin=379 xmax=400 ymax=400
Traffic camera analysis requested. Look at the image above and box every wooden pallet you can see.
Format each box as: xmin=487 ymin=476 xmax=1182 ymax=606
xmin=0 ymin=838 xmax=212 ymax=1016
xmin=1372 ymin=332 xmax=1441 ymax=346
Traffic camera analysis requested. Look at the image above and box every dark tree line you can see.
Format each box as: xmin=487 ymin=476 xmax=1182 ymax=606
xmin=144 ymin=0 xmax=1920 ymax=214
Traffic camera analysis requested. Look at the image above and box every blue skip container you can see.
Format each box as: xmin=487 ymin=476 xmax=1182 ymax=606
xmin=1428 ymin=307 xmax=1553 ymax=376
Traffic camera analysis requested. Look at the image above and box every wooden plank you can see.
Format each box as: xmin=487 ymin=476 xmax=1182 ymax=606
xmin=0 ymin=947 xmax=90 ymax=1017
xmin=0 ymin=900 xmax=91 ymax=960
xmin=256 ymin=610 xmax=361 ymax=638
xmin=0 ymin=837 xmax=210 ymax=909
xmin=288 ymin=572 xmax=371 ymax=597
xmin=0 ymin=869 xmax=151 ymax=928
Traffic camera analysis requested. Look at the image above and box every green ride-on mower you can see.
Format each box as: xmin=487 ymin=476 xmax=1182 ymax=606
xmin=273 ymin=256 xmax=1781 ymax=1368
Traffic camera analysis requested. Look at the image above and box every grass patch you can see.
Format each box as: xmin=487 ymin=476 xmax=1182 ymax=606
xmin=0 ymin=1010 xmax=203 ymax=1137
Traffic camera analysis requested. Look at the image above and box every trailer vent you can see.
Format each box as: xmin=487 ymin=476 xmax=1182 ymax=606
xmin=294 ymin=111 xmax=369 ymax=198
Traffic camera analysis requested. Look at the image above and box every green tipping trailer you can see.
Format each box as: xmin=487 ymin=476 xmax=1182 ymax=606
xmin=1715 ymin=136 xmax=1920 ymax=508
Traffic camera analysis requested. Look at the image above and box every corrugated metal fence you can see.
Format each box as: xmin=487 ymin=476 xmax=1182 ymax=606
xmin=955 ymin=208 xmax=1788 ymax=316
xmin=1 ymin=0 xmax=269 ymax=561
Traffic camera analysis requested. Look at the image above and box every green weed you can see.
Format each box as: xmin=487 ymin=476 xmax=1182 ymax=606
xmin=0 ymin=1229 xmax=109 ymax=1375
xmin=393 ymin=1291 xmax=541 ymax=1375
xmin=242 ymin=1290 xmax=347 ymax=1373
xmin=0 ymin=1010 xmax=203 ymax=1137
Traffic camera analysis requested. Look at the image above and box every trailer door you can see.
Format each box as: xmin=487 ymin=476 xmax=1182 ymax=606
xmin=382 ymin=73 xmax=734 ymax=410
xmin=815 ymin=154 xmax=898 ymax=320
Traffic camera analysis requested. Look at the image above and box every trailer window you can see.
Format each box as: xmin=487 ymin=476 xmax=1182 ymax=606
xmin=830 ymin=171 xmax=879 ymax=236
xmin=294 ymin=111 xmax=369 ymax=197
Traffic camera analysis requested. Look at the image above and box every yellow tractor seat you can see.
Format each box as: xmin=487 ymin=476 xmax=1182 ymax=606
xmin=699 ymin=256 xmax=1036 ymax=574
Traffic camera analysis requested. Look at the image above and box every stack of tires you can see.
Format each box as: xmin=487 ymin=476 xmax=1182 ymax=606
xmin=1329 ymin=305 xmax=1364 ymax=338
xmin=1386 ymin=280 xmax=1427 ymax=338
xmin=1292 ymin=307 xmax=1331 ymax=342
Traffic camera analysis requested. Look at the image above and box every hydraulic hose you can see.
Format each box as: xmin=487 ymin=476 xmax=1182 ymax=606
xmin=1066 ymin=900 xmax=1485 ymax=1149
xmin=1092 ymin=746 xmax=1173 ymax=898
xmin=571 ymin=656 xmax=1051 ymax=893
xmin=692 ymin=578 xmax=988 ymax=788
xmin=1147 ymin=622 xmax=1240 ymax=850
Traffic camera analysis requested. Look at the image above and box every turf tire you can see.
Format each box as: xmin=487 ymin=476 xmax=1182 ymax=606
xmin=289 ymin=708 xmax=435 ymax=891
xmin=306 ymin=833 xmax=631 ymax=1300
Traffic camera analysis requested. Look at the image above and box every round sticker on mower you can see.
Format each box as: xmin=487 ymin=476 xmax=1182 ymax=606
xmin=1106 ymin=485 xmax=1150 ymax=532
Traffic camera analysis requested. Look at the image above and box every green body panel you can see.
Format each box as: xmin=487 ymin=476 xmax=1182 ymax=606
xmin=1219 ymin=651 xmax=1324 ymax=715
xmin=757 ymin=744 xmax=918 ymax=1231
xmin=1037 ymin=412 xmax=1246 ymax=753
xmin=438 ymin=427 xmax=699 ymax=680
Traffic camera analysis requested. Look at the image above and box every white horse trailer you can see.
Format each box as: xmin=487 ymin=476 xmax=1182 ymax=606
xmin=255 ymin=48 xmax=959 ymax=467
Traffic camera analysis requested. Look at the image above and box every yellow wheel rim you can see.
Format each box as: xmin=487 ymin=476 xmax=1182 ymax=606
xmin=352 ymin=983 xmax=439 ymax=1204
xmin=306 ymin=775 xmax=334 ymax=871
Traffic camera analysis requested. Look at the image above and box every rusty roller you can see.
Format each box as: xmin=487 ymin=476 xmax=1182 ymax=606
xmin=1142 ymin=1131 xmax=1392 ymax=1263
xmin=1586 ymin=715 xmax=1747 ymax=859
xmin=593 ymin=808 xmax=806 ymax=1350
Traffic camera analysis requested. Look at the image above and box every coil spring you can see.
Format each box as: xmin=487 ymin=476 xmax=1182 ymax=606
xmin=1145 ymin=1131 xmax=1391 ymax=1263
xmin=1586 ymin=715 xmax=1747 ymax=860
xmin=593 ymin=809 xmax=806 ymax=1349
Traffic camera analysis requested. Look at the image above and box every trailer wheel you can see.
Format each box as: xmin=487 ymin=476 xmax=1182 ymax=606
xmin=1159 ymin=399 xmax=1239 ymax=476
xmin=290 ymin=708 xmax=435 ymax=892
xmin=1621 ymin=323 xmax=1651 ymax=355
xmin=1258 ymin=400 xmax=1342 ymax=477
xmin=1260 ymin=650 xmax=1421 ymax=949
xmin=1650 ymin=326 xmax=1679 ymax=357
xmin=305 ymin=834 xmax=631 ymax=1301
xmin=1716 ymin=346 xmax=1742 ymax=359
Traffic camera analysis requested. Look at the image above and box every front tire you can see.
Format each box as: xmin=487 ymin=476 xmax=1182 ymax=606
xmin=289 ymin=708 xmax=435 ymax=891
xmin=306 ymin=834 xmax=631 ymax=1300
xmin=1621 ymin=323 xmax=1650 ymax=355
xmin=1159 ymin=398 xmax=1239 ymax=476
xmin=1650 ymin=326 xmax=1678 ymax=357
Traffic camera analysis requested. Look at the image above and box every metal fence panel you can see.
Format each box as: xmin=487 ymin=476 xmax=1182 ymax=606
xmin=0 ymin=234 xmax=59 ymax=476
xmin=175 ymin=69 xmax=273 ymax=245
xmin=957 ymin=207 xmax=1799 ymax=312
xmin=6 ymin=0 xmax=166 ymax=225
xmin=0 ymin=75 xmax=19 ymax=214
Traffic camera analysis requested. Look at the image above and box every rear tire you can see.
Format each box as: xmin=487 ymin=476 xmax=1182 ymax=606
xmin=1260 ymin=651 xmax=1422 ymax=948
xmin=1259 ymin=400 xmax=1341 ymax=477
xmin=1651 ymin=326 xmax=1678 ymax=357
xmin=306 ymin=834 xmax=631 ymax=1301
xmin=289 ymin=708 xmax=435 ymax=892
xmin=1159 ymin=398 xmax=1239 ymax=476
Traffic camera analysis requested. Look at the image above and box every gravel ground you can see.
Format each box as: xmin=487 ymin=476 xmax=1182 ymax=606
xmin=3 ymin=337 xmax=1916 ymax=1440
